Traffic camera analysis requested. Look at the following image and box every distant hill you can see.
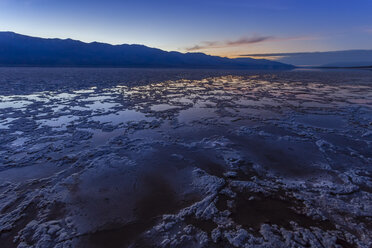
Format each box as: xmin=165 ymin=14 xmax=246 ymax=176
xmin=0 ymin=32 xmax=293 ymax=69
xmin=241 ymin=50 xmax=372 ymax=67
xmin=321 ymin=61 xmax=372 ymax=68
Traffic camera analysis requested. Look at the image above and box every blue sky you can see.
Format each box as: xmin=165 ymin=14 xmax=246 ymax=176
xmin=1 ymin=0 xmax=371 ymax=57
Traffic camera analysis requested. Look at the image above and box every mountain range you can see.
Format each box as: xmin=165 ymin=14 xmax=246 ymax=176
xmin=0 ymin=32 xmax=293 ymax=69
xmin=241 ymin=50 xmax=372 ymax=67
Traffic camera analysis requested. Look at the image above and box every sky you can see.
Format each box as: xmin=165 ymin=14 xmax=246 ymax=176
xmin=1 ymin=0 xmax=372 ymax=58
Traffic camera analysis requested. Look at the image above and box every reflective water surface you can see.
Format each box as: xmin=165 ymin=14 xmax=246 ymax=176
xmin=0 ymin=68 xmax=371 ymax=248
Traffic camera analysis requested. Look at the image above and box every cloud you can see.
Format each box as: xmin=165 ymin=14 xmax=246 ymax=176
xmin=186 ymin=35 xmax=321 ymax=52
xmin=226 ymin=36 xmax=273 ymax=45
xmin=186 ymin=35 xmax=273 ymax=51
xmin=240 ymin=52 xmax=316 ymax=57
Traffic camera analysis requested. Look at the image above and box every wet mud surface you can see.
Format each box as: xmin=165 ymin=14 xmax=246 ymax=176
xmin=0 ymin=68 xmax=371 ymax=247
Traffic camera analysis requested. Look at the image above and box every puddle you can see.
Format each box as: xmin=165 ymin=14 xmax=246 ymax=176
xmin=0 ymin=100 xmax=33 ymax=109
xmin=177 ymin=106 xmax=217 ymax=123
xmin=11 ymin=137 xmax=29 ymax=146
xmin=38 ymin=115 xmax=79 ymax=129
xmin=54 ymin=92 xmax=78 ymax=99
xmin=150 ymin=104 xmax=179 ymax=112
xmin=85 ymin=101 xmax=120 ymax=111
xmin=74 ymin=89 xmax=96 ymax=94
xmin=92 ymin=110 xmax=150 ymax=125
xmin=89 ymin=128 xmax=124 ymax=145
xmin=82 ymin=96 xmax=113 ymax=102
xmin=295 ymin=114 xmax=347 ymax=129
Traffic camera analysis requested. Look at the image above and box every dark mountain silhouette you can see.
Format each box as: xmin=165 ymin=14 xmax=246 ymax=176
xmin=320 ymin=61 xmax=372 ymax=67
xmin=0 ymin=32 xmax=293 ymax=69
xmin=241 ymin=50 xmax=372 ymax=67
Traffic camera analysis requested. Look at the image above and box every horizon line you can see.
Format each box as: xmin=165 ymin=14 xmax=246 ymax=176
xmin=240 ymin=49 xmax=372 ymax=57
xmin=2 ymin=31 xmax=372 ymax=60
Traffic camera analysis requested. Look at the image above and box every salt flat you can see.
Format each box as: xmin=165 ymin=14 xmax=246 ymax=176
xmin=0 ymin=68 xmax=371 ymax=248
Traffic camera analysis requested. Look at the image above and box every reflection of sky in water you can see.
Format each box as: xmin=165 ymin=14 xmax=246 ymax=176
xmin=170 ymin=96 xmax=194 ymax=104
xmin=85 ymin=101 xmax=120 ymax=111
xmin=177 ymin=106 xmax=217 ymax=123
xmin=11 ymin=137 xmax=29 ymax=146
xmin=0 ymin=100 xmax=33 ymax=109
xmin=85 ymin=128 xmax=124 ymax=145
xmin=234 ymin=98 xmax=278 ymax=107
xmin=0 ymin=122 xmax=9 ymax=129
xmin=235 ymin=107 xmax=280 ymax=118
xmin=150 ymin=104 xmax=179 ymax=111
xmin=38 ymin=115 xmax=79 ymax=129
xmin=0 ymin=117 xmax=17 ymax=129
xmin=81 ymin=95 xmax=112 ymax=102
xmin=1 ymin=74 xmax=371 ymax=144
xmin=92 ymin=110 xmax=150 ymax=125
xmin=54 ymin=92 xmax=78 ymax=99
xmin=73 ymin=89 xmax=96 ymax=94
xmin=294 ymin=114 xmax=347 ymax=129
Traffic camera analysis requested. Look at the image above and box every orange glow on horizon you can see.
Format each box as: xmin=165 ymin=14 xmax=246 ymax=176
xmin=193 ymin=51 xmax=283 ymax=60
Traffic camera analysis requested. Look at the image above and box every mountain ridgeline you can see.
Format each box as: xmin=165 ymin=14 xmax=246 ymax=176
xmin=0 ymin=32 xmax=294 ymax=69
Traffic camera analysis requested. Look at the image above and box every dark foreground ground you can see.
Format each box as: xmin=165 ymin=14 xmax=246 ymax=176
xmin=0 ymin=68 xmax=371 ymax=248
